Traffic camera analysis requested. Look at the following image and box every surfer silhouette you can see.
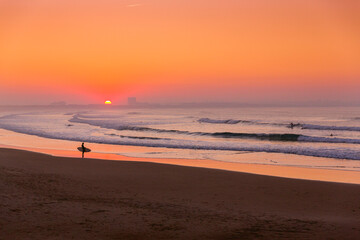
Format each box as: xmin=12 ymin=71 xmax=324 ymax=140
xmin=77 ymin=142 xmax=91 ymax=158
xmin=81 ymin=142 xmax=86 ymax=158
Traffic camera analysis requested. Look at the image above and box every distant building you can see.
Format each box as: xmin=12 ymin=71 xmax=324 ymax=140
xmin=128 ymin=97 xmax=137 ymax=105
xmin=50 ymin=101 xmax=67 ymax=106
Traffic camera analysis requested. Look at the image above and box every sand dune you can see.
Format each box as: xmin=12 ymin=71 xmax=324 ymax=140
xmin=1 ymin=148 xmax=360 ymax=239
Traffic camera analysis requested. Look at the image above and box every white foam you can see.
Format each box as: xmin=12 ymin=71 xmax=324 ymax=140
xmin=197 ymin=117 xmax=285 ymax=126
xmin=198 ymin=118 xmax=242 ymax=124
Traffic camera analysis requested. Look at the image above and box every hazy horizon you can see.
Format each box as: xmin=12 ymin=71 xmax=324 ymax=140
xmin=2 ymin=99 xmax=360 ymax=107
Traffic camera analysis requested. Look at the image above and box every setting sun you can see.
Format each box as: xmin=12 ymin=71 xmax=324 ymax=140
xmin=104 ymin=100 xmax=112 ymax=105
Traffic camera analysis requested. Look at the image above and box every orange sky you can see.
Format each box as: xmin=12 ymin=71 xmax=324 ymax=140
xmin=0 ymin=0 xmax=359 ymax=104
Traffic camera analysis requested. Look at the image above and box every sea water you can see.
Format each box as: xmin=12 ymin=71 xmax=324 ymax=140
xmin=0 ymin=106 xmax=360 ymax=171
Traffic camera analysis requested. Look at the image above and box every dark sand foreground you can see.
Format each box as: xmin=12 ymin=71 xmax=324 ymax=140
xmin=1 ymin=148 xmax=360 ymax=239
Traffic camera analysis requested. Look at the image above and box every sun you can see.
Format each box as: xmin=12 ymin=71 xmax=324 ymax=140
xmin=104 ymin=100 xmax=112 ymax=105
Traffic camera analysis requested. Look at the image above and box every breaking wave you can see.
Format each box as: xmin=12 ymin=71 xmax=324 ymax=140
xmin=197 ymin=117 xmax=285 ymax=126
xmin=198 ymin=118 xmax=360 ymax=132
xmin=198 ymin=118 xmax=251 ymax=124
xmin=301 ymin=124 xmax=360 ymax=132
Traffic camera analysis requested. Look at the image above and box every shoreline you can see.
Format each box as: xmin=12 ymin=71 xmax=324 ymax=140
xmin=1 ymin=143 xmax=360 ymax=185
xmin=1 ymin=147 xmax=360 ymax=239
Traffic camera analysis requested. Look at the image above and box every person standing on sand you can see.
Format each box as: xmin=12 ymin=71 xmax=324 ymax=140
xmin=81 ymin=142 xmax=86 ymax=158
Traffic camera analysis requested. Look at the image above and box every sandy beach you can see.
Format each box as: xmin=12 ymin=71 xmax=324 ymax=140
xmin=1 ymin=148 xmax=360 ymax=239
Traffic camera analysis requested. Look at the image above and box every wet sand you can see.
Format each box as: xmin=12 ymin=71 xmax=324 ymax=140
xmin=1 ymin=148 xmax=360 ymax=239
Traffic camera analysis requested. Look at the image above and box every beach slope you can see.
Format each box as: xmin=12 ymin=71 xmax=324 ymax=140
xmin=1 ymin=148 xmax=360 ymax=239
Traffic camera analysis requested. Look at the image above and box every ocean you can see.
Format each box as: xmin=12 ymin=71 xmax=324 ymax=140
xmin=0 ymin=106 xmax=360 ymax=171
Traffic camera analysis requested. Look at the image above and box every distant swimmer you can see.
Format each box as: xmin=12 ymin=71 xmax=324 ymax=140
xmin=77 ymin=142 xmax=91 ymax=158
xmin=289 ymin=122 xmax=301 ymax=129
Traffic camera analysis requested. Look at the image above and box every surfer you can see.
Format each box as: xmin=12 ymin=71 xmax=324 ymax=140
xmin=77 ymin=142 xmax=91 ymax=158
xmin=81 ymin=142 xmax=86 ymax=158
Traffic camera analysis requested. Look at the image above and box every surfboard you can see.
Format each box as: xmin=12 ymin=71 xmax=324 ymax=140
xmin=77 ymin=147 xmax=91 ymax=152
